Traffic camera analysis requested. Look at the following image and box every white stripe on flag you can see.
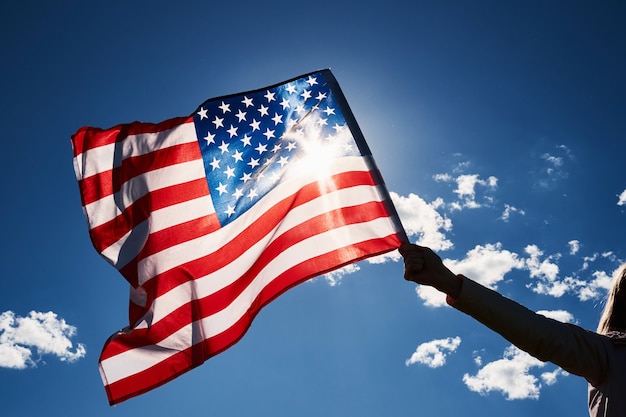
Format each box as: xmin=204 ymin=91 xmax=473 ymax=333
xmin=134 ymin=156 xmax=373 ymax=283
xmin=100 ymin=215 xmax=397 ymax=384
xmin=84 ymin=159 xmax=208 ymax=230
xmin=135 ymin=182 xmax=386 ymax=327
xmin=74 ymin=122 xmax=199 ymax=180
xmin=101 ymin=195 xmax=217 ymax=267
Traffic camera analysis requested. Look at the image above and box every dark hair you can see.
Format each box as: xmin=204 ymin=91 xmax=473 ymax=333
xmin=597 ymin=264 xmax=626 ymax=334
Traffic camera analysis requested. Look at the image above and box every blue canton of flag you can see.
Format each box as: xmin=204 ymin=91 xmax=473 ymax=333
xmin=193 ymin=71 xmax=360 ymax=226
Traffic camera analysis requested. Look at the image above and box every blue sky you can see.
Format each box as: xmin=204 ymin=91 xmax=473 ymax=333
xmin=1 ymin=1 xmax=625 ymax=416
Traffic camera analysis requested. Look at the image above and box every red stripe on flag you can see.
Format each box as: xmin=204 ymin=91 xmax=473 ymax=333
xmin=72 ymin=117 xmax=192 ymax=156
xmin=100 ymin=199 xmax=393 ymax=360
xmin=102 ymin=235 xmax=401 ymax=406
xmin=117 ymin=170 xmax=377 ymax=291
xmin=88 ymin=178 xmax=217 ymax=257
xmin=138 ymin=217 xmax=220 ymax=264
xmin=79 ymin=142 xmax=203 ymax=206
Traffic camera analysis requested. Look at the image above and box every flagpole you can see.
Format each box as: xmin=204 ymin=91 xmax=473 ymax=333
xmin=322 ymin=69 xmax=409 ymax=244
xmin=366 ymin=155 xmax=409 ymax=243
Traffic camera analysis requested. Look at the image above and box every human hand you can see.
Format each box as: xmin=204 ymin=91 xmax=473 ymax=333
xmin=398 ymin=243 xmax=461 ymax=298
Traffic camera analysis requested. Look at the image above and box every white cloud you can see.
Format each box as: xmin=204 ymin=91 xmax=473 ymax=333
xmin=602 ymin=251 xmax=617 ymax=261
xmin=462 ymin=345 xmax=546 ymax=400
xmin=500 ymin=204 xmax=525 ymax=222
xmin=0 ymin=311 xmax=86 ymax=369
xmin=536 ymin=309 xmax=575 ymax=323
xmin=576 ymin=270 xmax=613 ymax=301
xmin=365 ymin=250 xmax=401 ymax=265
xmin=454 ymin=174 xmax=482 ymax=198
xmin=405 ymin=336 xmax=461 ymax=368
xmin=390 ymin=192 xmax=453 ymax=251
xmin=451 ymin=174 xmax=498 ymax=211
xmin=524 ymin=245 xmax=567 ymax=296
xmin=445 ymin=243 xmax=524 ymax=289
xmin=568 ymin=240 xmax=580 ymax=255
xmin=322 ymin=263 xmax=360 ymax=286
xmin=557 ymin=144 xmax=573 ymax=157
xmin=618 ymin=189 xmax=626 ymax=206
xmin=535 ymin=145 xmax=573 ymax=188
xmin=433 ymin=173 xmax=453 ymax=182
xmin=523 ymin=244 xmax=614 ymax=300
xmin=453 ymin=161 xmax=471 ymax=173
xmin=418 ymin=243 xmax=524 ymax=307
xmin=433 ymin=172 xmax=498 ymax=211
xmin=0 ymin=343 xmax=33 ymax=369
xmin=525 ymin=245 xmax=560 ymax=281
xmin=541 ymin=368 xmax=569 ymax=386
xmin=528 ymin=270 xmax=612 ymax=302
xmin=581 ymin=253 xmax=598 ymax=270
xmin=416 ymin=286 xmax=449 ymax=308
xmin=542 ymin=154 xmax=563 ymax=174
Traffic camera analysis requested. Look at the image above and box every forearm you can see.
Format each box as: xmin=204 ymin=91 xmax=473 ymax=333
xmin=432 ymin=269 xmax=462 ymax=300
xmin=451 ymin=277 xmax=608 ymax=385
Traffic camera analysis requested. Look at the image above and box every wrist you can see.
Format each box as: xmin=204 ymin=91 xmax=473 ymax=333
xmin=444 ymin=274 xmax=464 ymax=305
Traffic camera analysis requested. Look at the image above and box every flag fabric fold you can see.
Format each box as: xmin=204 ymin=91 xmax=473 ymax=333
xmin=71 ymin=69 xmax=406 ymax=405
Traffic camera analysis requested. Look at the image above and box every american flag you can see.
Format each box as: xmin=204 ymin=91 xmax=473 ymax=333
xmin=71 ymin=69 xmax=406 ymax=405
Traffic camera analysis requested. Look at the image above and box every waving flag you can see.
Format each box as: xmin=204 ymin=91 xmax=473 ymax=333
xmin=71 ymin=69 xmax=406 ymax=405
